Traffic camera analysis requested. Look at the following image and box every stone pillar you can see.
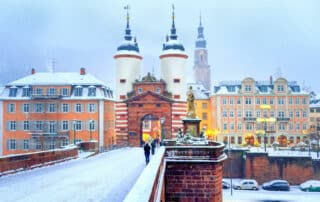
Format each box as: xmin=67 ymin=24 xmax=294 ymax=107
xmin=165 ymin=143 xmax=226 ymax=201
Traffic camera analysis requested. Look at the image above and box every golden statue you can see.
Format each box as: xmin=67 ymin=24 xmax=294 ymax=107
xmin=187 ymin=86 xmax=196 ymax=118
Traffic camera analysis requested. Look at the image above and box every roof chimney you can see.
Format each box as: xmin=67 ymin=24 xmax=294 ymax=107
xmin=80 ymin=67 xmax=86 ymax=75
xmin=31 ymin=68 xmax=36 ymax=75
xmin=270 ymin=75 xmax=273 ymax=84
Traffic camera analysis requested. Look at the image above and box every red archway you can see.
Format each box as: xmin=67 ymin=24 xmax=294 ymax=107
xmin=278 ymin=135 xmax=287 ymax=147
xmin=245 ymin=133 xmax=254 ymax=146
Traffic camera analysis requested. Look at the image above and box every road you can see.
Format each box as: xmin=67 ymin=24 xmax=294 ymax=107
xmin=0 ymin=147 xmax=146 ymax=202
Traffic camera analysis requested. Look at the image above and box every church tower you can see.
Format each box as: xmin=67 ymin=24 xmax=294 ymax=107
xmin=193 ymin=15 xmax=211 ymax=91
xmin=159 ymin=5 xmax=188 ymax=101
xmin=114 ymin=6 xmax=142 ymax=100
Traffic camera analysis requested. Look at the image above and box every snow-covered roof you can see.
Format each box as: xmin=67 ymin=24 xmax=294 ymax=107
xmin=188 ymin=83 xmax=209 ymax=99
xmin=8 ymin=72 xmax=107 ymax=86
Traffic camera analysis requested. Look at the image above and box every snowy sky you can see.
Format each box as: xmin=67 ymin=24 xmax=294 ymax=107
xmin=0 ymin=0 xmax=319 ymax=92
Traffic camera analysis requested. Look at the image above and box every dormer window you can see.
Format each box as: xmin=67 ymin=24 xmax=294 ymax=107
xmin=47 ymin=88 xmax=56 ymax=95
xmin=138 ymin=88 xmax=143 ymax=94
xmin=34 ymin=88 xmax=43 ymax=95
xmin=277 ymin=85 xmax=284 ymax=92
xmin=61 ymin=88 xmax=69 ymax=96
xmin=88 ymin=86 xmax=96 ymax=97
xmin=22 ymin=86 xmax=31 ymax=97
xmin=156 ymin=87 xmax=161 ymax=94
xmin=9 ymin=87 xmax=17 ymax=97
xmin=245 ymin=85 xmax=251 ymax=92
xmin=74 ymin=86 xmax=83 ymax=96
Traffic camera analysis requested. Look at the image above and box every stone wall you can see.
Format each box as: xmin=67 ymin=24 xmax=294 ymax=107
xmin=223 ymin=149 xmax=247 ymax=178
xmin=0 ymin=146 xmax=78 ymax=176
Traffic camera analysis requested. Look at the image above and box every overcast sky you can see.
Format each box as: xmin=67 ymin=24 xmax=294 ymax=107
xmin=0 ymin=0 xmax=319 ymax=92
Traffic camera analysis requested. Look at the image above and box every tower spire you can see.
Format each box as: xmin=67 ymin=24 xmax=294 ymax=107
xmin=196 ymin=13 xmax=206 ymax=48
xmin=170 ymin=4 xmax=177 ymax=40
xmin=124 ymin=5 xmax=132 ymax=41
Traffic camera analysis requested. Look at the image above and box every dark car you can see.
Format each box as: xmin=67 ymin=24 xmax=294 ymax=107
xmin=262 ymin=180 xmax=290 ymax=191
xmin=222 ymin=179 xmax=231 ymax=189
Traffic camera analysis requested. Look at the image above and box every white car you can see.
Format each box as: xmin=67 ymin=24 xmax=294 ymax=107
xmin=233 ymin=179 xmax=259 ymax=190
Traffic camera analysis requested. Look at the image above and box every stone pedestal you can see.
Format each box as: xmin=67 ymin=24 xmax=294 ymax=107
xmin=182 ymin=118 xmax=201 ymax=137
xmin=164 ymin=142 xmax=227 ymax=202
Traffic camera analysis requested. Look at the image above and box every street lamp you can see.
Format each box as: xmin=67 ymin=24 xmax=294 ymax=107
xmin=73 ymin=120 xmax=77 ymax=145
xmin=257 ymin=104 xmax=276 ymax=152
xmin=160 ymin=116 xmax=165 ymax=146
xmin=89 ymin=120 xmax=93 ymax=141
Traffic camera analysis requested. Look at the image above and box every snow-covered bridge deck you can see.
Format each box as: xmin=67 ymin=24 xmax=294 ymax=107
xmin=0 ymin=147 xmax=148 ymax=202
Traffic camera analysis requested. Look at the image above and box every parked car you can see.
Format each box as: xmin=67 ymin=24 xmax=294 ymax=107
xmin=222 ymin=179 xmax=231 ymax=189
xmin=262 ymin=180 xmax=290 ymax=191
xmin=232 ymin=179 xmax=259 ymax=190
xmin=300 ymin=180 xmax=320 ymax=192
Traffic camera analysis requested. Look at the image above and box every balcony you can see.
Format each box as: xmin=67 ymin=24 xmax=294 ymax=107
xmin=31 ymin=94 xmax=62 ymax=100
xmin=243 ymin=117 xmax=257 ymax=122
xmin=276 ymin=117 xmax=290 ymax=122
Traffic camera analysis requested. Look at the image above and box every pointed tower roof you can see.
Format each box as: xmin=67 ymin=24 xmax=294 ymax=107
xmin=116 ymin=5 xmax=140 ymax=54
xmin=196 ymin=13 xmax=206 ymax=48
xmin=162 ymin=5 xmax=186 ymax=54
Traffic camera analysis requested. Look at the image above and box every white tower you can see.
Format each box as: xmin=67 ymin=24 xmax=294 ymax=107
xmin=159 ymin=5 xmax=188 ymax=101
xmin=114 ymin=6 xmax=142 ymax=100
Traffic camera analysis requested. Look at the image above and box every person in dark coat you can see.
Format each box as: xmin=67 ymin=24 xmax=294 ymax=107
xmin=151 ymin=139 xmax=156 ymax=155
xmin=144 ymin=143 xmax=151 ymax=165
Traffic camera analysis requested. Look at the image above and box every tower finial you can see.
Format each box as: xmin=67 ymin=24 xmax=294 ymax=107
xmin=199 ymin=11 xmax=202 ymax=26
xmin=172 ymin=4 xmax=175 ymax=27
xmin=124 ymin=5 xmax=130 ymax=29
xmin=170 ymin=4 xmax=177 ymax=40
xmin=124 ymin=5 xmax=132 ymax=41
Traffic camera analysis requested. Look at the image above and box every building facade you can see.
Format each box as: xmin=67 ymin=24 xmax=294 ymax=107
xmin=212 ymin=77 xmax=309 ymax=147
xmin=193 ymin=16 xmax=211 ymax=91
xmin=0 ymin=68 xmax=114 ymax=156
xmin=114 ymin=7 xmax=187 ymax=146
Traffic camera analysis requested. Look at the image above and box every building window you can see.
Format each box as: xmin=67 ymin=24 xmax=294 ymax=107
xmin=35 ymin=121 xmax=43 ymax=131
xmin=223 ymin=123 xmax=228 ymax=130
xmin=88 ymin=103 xmax=96 ymax=112
xmin=302 ymin=98 xmax=307 ymax=105
xmin=230 ymin=111 xmax=234 ymax=117
xmin=8 ymin=121 xmax=17 ymax=131
xmin=230 ymin=123 xmax=234 ymax=131
xmin=246 ymin=124 xmax=253 ymax=131
xmin=278 ymin=111 xmax=285 ymax=118
xmin=279 ymin=123 xmax=285 ymax=130
xmin=289 ymin=98 xmax=293 ymax=105
xmin=75 ymin=104 xmax=82 ymax=112
xmin=270 ymin=98 xmax=274 ymax=105
xmin=156 ymin=87 xmax=161 ymax=94
xmin=202 ymin=112 xmax=207 ymax=120
xmin=278 ymin=98 xmax=284 ymax=105
xmin=238 ymin=123 xmax=242 ymax=130
xmin=237 ymin=111 xmax=242 ymax=117
xmin=303 ymin=110 xmax=307 ymax=117
xmin=62 ymin=121 xmax=69 ymax=131
xmin=23 ymin=121 xmax=30 ymax=131
xmin=245 ymin=110 xmax=252 ymax=117
xmin=230 ymin=98 xmax=234 ymax=105
xmin=223 ymin=111 xmax=227 ymax=117
xmin=47 ymin=88 xmax=56 ymax=95
xmin=245 ymin=98 xmax=252 ymax=105
xmin=7 ymin=139 xmax=17 ymax=150
xmin=289 ymin=123 xmax=293 ymax=130
xmin=35 ymin=103 xmax=44 ymax=113
xmin=88 ymin=120 xmax=96 ymax=131
xmin=245 ymin=85 xmax=251 ymax=92
xmin=138 ymin=88 xmax=143 ymax=94
xmin=296 ymin=123 xmax=300 ymax=130
xmin=223 ymin=98 xmax=227 ymax=105
xmin=23 ymin=139 xmax=29 ymax=150
xmin=34 ymin=88 xmax=43 ymax=95
xmin=237 ymin=98 xmax=241 ymax=104
xmin=296 ymin=110 xmax=300 ymax=117
xmin=61 ymin=88 xmax=69 ymax=96
xmin=9 ymin=87 xmax=18 ymax=97
xmin=256 ymin=98 xmax=260 ymax=105
xmin=303 ymin=123 xmax=307 ymax=130
xmin=22 ymin=103 xmax=30 ymax=113
xmin=156 ymin=103 xmax=161 ymax=108
xmin=73 ymin=120 xmax=82 ymax=131
xmin=256 ymin=110 xmax=260 ymax=117
xmin=49 ymin=121 xmax=56 ymax=133
xmin=263 ymin=110 xmax=268 ymax=117
xmin=120 ymin=79 xmax=126 ymax=83
xmin=295 ymin=98 xmax=300 ymax=104
xmin=238 ymin=136 xmax=242 ymax=144
xmin=22 ymin=87 xmax=31 ymax=97
xmin=270 ymin=110 xmax=274 ymax=117
xmin=262 ymin=98 xmax=267 ymax=104
xmin=88 ymin=87 xmax=96 ymax=96
xmin=289 ymin=111 xmax=293 ymax=118
xmin=277 ymin=85 xmax=284 ymax=92
xmin=202 ymin=102 xmax=208 ymax=109
xmin=173 ymin=78 xmax=180 ymax=83
xmin=7 ymin=103 xmax=16 ymax=113
xmin=138 ymin=104 xmax=143 ymax=108
xmin=74 ymin=87 xmax=83 ymax=96
xmin=48 ymin=103 xmax=57 ymax=112
xmin=61 ymin=103 xmax=69 ymax=112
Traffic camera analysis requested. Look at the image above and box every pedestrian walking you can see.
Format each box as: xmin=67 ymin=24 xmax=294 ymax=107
xmin=144 ymin=143 xmax=151 ymax=165
xmin=151 ymin=139 xmax=156 ymax=155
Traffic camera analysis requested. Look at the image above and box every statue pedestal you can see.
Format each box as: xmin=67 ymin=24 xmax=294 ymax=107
xmin=182 ymin=118 xmax=201 ymax=137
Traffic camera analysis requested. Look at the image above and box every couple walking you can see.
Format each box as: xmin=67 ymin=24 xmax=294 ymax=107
xmin=144 ymin=139 xmax=156 ymax=165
